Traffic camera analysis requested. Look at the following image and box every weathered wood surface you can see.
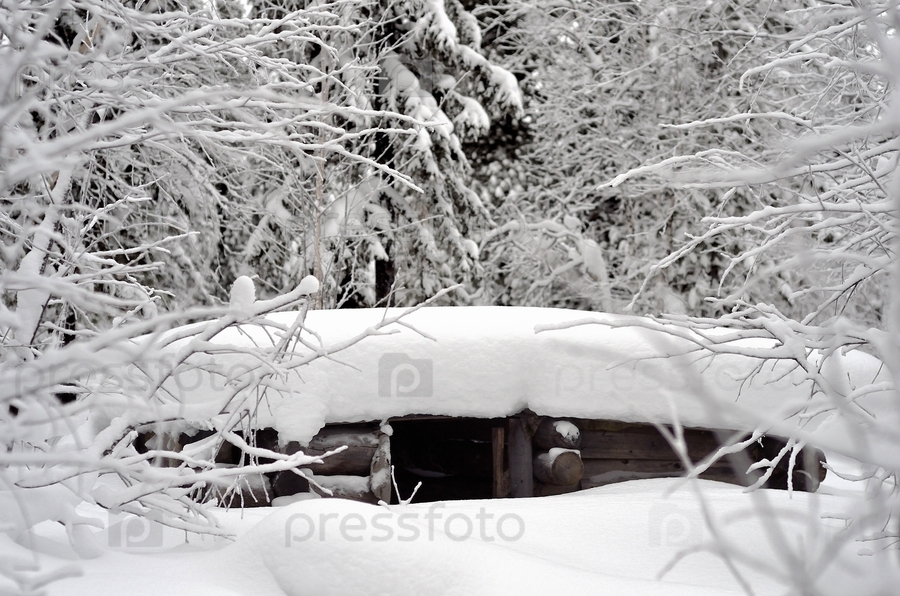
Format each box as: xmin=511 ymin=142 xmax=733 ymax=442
xmin=492 ymin=426 xmax=509 ymax=498
xmin=579 ymin=426 xmax=725 ymax=461
xmin=755 ymin=440 xmax=827 ymax=492
xmin=803 ymin=447 xmax=827 ymax=491
xmin=306 ymin=424 xmax=381 ymax=450
xmin=533 ymin=482 xmax=582 ymax=497
xmin=309 ymin=473 xmax=378 ymax=503
xmin=581 ymin=470 xmax=744 ymax=489
xmin=582 ymin=457 xmax=737 ymax=488
xmin=508 ymin=417 xmax=533 ymax=498
xmin=282 ymin=442 xmax=376 ymax=476
xmin=533 ymin=418 xmax=581 ymax=450
xmin=533 ymin=449 xmax=584 ymax=486
xmin=584 ymin=458 xmax=691 ymax=477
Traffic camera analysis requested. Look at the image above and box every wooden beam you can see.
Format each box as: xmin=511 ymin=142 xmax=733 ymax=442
xmin=282 ymin=442 xmax=376 ymax=476
xmin=309 ymin=474 xmax=378 ymax=504
xmin=582 ymin=457 xmax=739 ymax=488
xmin=492 ymin=426 xmax=509 ymax=498
xmin=306 ymin=425 xmax=380 ymax=450
xmin=579 ymin=426 xmax=724 ymax=461
xmin=533 ymin=482 xmax=581 ymax=497
xmin=507 ymin=417 xmax=533 ymax=498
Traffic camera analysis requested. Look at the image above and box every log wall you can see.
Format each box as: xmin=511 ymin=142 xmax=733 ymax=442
xmin=167 ymin=412 xmax=826 ymax=507
xmin=569 ymin=418 xmax=826 ymax=493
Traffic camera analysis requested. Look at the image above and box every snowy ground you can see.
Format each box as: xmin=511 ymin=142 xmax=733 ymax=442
xmin=5 ymin=306 xmax=897 ymax=595
xmin=9 ymin=456 xmax=898 ymax=596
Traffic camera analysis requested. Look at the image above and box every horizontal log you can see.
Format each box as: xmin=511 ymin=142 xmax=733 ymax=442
xmin=309 ymin=473 xmax=378 ymax=504
xmin=571 ymin=419 xmax=651 ymax=432
xmin=307 ymin=425 xmax=380 ymax=450
xmin=533 ymin=449 xmax=584 ymax=486
xmin=581 ymin=470 xmax=745 ymax=489
xmin=533 ymin=482 xmax=581 ymax=497
xmin=533 ymin=419 xmax=581 ymax=450
xmin=584 ymin=458 xmax=734 ymax=477
xmin=282 ymin=441 xmax=377 ymax=475
xmin=282 ymin=442 xmax=376 ymax=476
xmin=579 ymin=426 xmax=726 ymax=461
xmin=582 ymin=458 xmax=740 ymax=488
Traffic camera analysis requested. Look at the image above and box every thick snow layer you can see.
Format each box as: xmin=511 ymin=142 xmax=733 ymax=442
xmin=34 ymin=476 xmax=900 ymax=596
xmin=123 ymin=306 xmax=889 ymax=447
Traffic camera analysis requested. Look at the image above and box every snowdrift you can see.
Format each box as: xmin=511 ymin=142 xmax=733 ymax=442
xmin=107 ymin=306 xmax=890 ymax=448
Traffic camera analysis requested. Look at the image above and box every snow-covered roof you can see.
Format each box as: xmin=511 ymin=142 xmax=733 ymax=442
xmin=128 ymin=306 xmax=887 ymax=444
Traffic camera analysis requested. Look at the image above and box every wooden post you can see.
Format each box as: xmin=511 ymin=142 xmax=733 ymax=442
xmin=508 ymin=417 xmax=533 ymax=498
xmin=492 ymin=426 xmax=509 ymax=498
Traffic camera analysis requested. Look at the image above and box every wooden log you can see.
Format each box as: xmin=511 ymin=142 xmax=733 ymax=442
xmin=533 ymin=482 xmax=582 ymax=497
xmin=579 ymin=426 xmax=725 ymax=461
xmin=282 ymin=441 xmax=376 ymax=476
xmin=584 ymin=458 xmax=689 ymax=477
xmin=533 ymin=419 xmax=581 ymax=450
xmin=802 ymin=447 xmax=827 ymax=492
xmin=581 ymin=470 xmax=744 ymax=489
xmin=755 ymin=438 xmax=827 ymax=492
xmin=582 ymin=458 xmax=740 ymax=488
xmin=309 ymin=473 xmax=378 ymax=504
xmin=307 ymin=424 xmax=380 ymax=450
xmin=508 ymin=417 xmax=533 ymax=498
xmin=533 ymin=449 xmax=584 ymax=486
xmin=492 ymin=426 xmax=509 ymax=498
xmin=370 ymin=432 xmax=391 ymax=504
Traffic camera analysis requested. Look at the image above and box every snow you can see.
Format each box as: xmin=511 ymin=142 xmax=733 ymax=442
xmin=118 ymin=306 xmax=890 ymax=452
xmin=455 ymin=96 xmax=490 ymax=133
xmin=27 ymin=475 xmax=900 ymax=596
xmin=295 ymin=275 xmax=319 ymax=296
xmin=554 ymin=420 xmax=580 ymax=443
xmin=229 ymin=276 xmax=256 ymax=315
xmin=545 ymin=447 xmax=579 ymax=461
xmin=7 ymin=307 xmax=898 ymax=595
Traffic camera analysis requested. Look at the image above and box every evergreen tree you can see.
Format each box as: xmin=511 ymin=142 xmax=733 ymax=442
xmin=313 ymin=0 xmax=524 ymax=307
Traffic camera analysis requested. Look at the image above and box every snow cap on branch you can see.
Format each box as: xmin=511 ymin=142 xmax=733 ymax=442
xmin=297 ymin=275 xmax=320 ymax=295
xmin=229 ymin=275 xmax=256 ymax=316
